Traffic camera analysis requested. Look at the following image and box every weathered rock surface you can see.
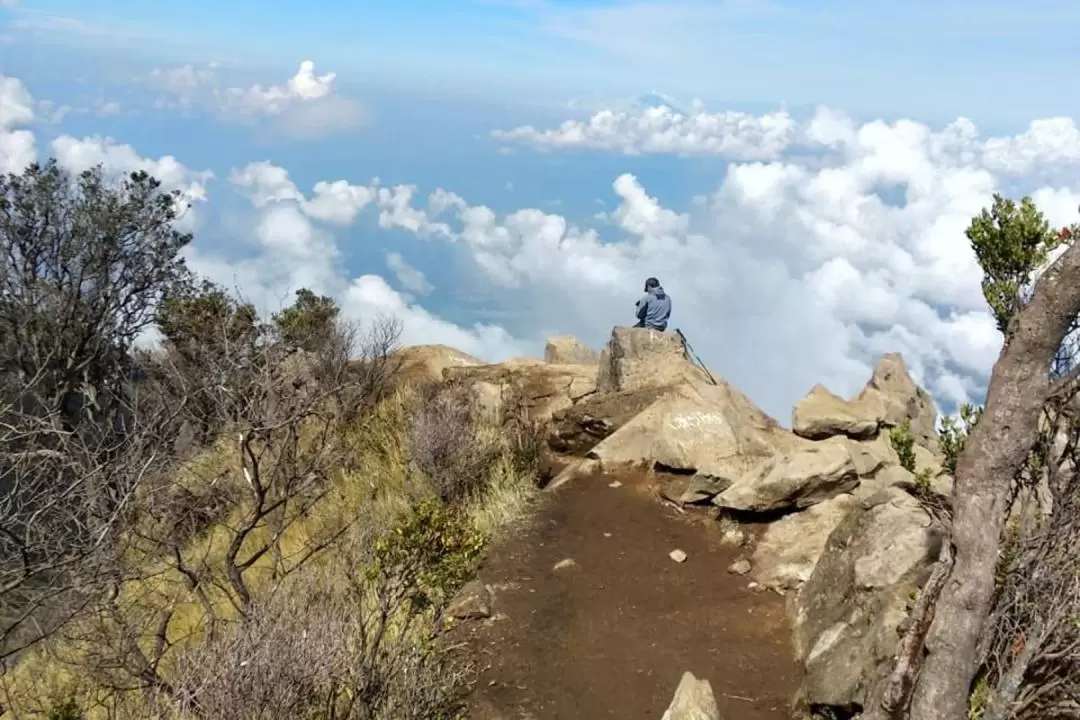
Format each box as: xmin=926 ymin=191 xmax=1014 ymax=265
xmin=660 ymin=473 xmax=734 ymax=505
xmin=446 ymin=579 xmax=494 ymax=620
xmin=792 ymin=488 xmax=943 ymax=713
xmin=715 ymin=442 xmax=859 ymax=513
xmin=855 ymin=353 xmax=939 ymax=451
xmin=792 ymin=384 xmax=880 ymax=441
xmin=588 ymin=381 xmax=803 ymax=481
xmin=597 ymin=327 xmax=711 ymax=394
xmin=661 ymin=671 xmax=721 ymax=720
xmin=444 ymin=362 xmax=597 ymax=423
xmin=545 ymin=335 xmax=600 ymax=365
xmin=391 ymin=344 xmax=482 ymax=383
xmin=750 ymin=493 xmax=857 ymax=591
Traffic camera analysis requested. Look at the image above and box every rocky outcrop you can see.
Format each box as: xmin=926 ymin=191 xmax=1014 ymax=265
xmin=545 ymin=335 xmax=599 ymax=365
xmin=792 ymin=488 xmax=944 ymax=714
xmin=855 ymin=353 xmax=939 ymax=451
xmin=587 ymin=380 xmax=803 ymax=483
xmin=597 ymin=327 xmax=710 ymax=394
xmin=391 ymin=344 xmax=482 ymax=383
xmin=792 ymin=384 xmax=879 ymax=441
xmin=750 ymin=493 xmax=857 ymax=591
xmin=791 ymin=354 xmax=940 ymax=453
xmin=715 ymin=443 xmax=859 ymax=513
xmin=661 ymin=671 xmax=721 ymax=720
xmin=444 ymin=361 xmax=597 ymax=423
xmin=392 ymin=332 xmax=953 ymax=720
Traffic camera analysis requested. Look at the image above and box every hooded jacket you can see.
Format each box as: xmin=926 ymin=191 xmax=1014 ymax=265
xmin=635 ymin=285 xmax=672 ymax=331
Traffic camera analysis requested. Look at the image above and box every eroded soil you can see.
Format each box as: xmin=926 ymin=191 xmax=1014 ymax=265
xmin=457 ymin=468 xmax=799 ymax=719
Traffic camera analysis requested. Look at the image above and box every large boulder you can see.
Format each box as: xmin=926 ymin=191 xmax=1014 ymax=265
xmin=855 ymin=353 xmax=938 ymax=451
xmin=750 ymin=493 xmax=857 ymax=591
xmin=545 ymin=335 xmax=599 ymax=365
xmin=792 ymin=384 xmax=880 ymax=441
xmin=444 ymin=362 xmax=597 ymax=423
xmin=714 ymin=442 xmax=859 ymax=513
xmin=587 ymin=380 xmax=803 ymax=482
xmin=391 ymin=344 xmax=483 ymax=383
xmin=661 ymin=671 xmax=721 ymax=720
xmin=596 ymin=327 xmax=711 ymax=394
xmin=792 ymin=487 xmax=943 ymax=714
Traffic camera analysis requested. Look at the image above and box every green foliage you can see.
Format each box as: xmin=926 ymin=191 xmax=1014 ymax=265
xmin=371 ymin=500 xmax=487 ymax=611
xmin=0 ymin=160 xmax=192 ymax=419
xmin=939 ymin=403 xmax=983 ymax=476
xmin=890 ymin=419 xmax=918 ymax=473
xmin=156 ymin=278 xmax=260 ymax=359
xmin=46 ymin=699 xmax=85 ymax=720
xmin=914 ymin=468 xmax=934 ymax=493
xmin=968 ymin=673 xmax=991 ymax=720
xmin=966 ymin=194 xmax=1063 ymax=333
xmin=272 ymin=288 xmax=341 ymax=352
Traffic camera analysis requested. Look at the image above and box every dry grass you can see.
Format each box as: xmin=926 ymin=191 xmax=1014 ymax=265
xmin=0 ymin=376 xmax=543 ymax=719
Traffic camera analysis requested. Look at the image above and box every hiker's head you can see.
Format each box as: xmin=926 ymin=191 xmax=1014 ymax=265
xmin=644 ymin=277 xmax=660 ymax=292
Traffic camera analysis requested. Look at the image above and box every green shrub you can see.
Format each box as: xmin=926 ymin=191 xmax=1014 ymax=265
xmin=46 ymin=699 xmax=85 ymax=720
xmin=889 ymin=419 xmax=918 ymax=473
xmin=371 ymin=500 xmax=487 ymax=612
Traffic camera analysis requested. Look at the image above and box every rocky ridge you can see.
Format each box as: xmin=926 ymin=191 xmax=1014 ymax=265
xmin=395 ymin=326 xmax=950 ymax=718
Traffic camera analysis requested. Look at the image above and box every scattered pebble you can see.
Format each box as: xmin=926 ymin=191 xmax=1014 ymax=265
xmin=603 ymin=532 xmax=612 ymax=538
xmin=608 ymin=480 xmax=623 ymax=488
xmin=669 ymin=549 xmax=688 ymax=563
xmin=553 ymin=558 xmax=577 ymax=571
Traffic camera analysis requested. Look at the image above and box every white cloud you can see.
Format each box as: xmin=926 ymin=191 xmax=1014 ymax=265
xmin=325 ymin=107 xmax=1080 ymax=417
xmin=341 ymin=275 xmax=522 ymax=359
xmin=0 ymin=75 xmax=34 ymax=129
xmin=51 ymin=135 xmax=213 ymax=231
xmin=9 ymin=66 xmax=1080 ymax=419
xmin=151 ymin=61 xmax=365 ymax=139
xmin=493 ymin=102 xmax=798 ymax=158
xmin=229 ymin=160 xmax=377 ymax=225
xmin=0 ymin=75 xmax=36 ymax=173
xmin=495 ymin=101 xmax=1080 ymax=178
xmin=386 ymin=252 xmax=434 ymax=295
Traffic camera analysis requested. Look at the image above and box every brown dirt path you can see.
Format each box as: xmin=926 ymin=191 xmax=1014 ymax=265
xmin=457 ymin=468 xmax=800 ymax=719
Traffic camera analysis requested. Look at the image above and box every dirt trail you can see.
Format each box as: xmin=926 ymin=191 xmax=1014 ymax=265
xmin=459 ymin=467 xmax=799 ymax=719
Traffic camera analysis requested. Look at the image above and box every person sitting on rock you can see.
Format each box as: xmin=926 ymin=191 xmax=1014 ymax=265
xmin=634 ymin=277 xmax=672 ymax=331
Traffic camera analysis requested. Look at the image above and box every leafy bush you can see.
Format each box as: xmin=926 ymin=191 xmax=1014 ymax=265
xmin=47 ymin=699 xmax=86 ymax=720
xmin=271 ymin=288 xmax=340 ymax=352
xmin=371 ymin=499 xmax=487 ymax=612
xmin=889 ymin=419 xmax=918 ymax=473
xmin=938 ymin=403 xmax=983 ymax=476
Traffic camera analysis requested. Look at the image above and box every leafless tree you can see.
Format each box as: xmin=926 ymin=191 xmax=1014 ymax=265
xmin=154 ymin=535 xmax=469 ymax=720
xmin=48 ymin=310 xmax=404 ymax=701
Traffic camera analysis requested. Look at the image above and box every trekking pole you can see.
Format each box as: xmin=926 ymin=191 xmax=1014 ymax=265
xmin=675 ymin=328 xmax=718 ymax=386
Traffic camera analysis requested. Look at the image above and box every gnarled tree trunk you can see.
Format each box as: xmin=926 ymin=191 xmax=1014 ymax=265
xmin=905 ymin=240 xmax=1080 ymax=719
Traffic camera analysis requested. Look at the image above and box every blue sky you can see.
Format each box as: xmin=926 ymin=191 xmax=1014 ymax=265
xmin=2 ymin=0 xmax=1080 ymax=419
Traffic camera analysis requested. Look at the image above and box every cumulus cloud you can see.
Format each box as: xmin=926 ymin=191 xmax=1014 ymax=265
xmin=9 ymin=66 xmax=1080 ymax=419
xmin=150 ymin=60 xmax=365 ymax=139
xmin=209 ymin=160 xmax=528 ymax=360
xmin=495 ymin=100 xmax=1080 ymax=178
xmin=493 ymin=102 xmax=798 ymax=158
xmin=342 ymin=275 xmax=520 ymax=359
xmin=51 ymin=135 xmax=213 ymax=231
xmin=323 ymin=107 xmax=1080 ymax=418
xmin=0 ymin=74 xmax=36 ymax=173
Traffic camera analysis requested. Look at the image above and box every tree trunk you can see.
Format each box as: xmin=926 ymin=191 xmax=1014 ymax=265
xmin=909 ymin=240 xmax=1080 ymax=720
